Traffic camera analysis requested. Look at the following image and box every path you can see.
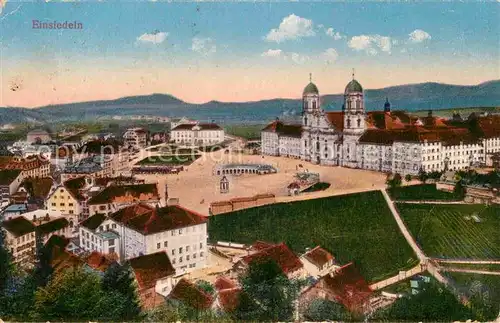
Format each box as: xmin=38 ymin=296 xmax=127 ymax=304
xmin=369 ymin=264 xmax=425 ymax=290
xmin=439 ymin=268 xmax=500 ymax=276
xmin=395 ymin=200 xmax=465 ymax=204
xmin=433 ymin=259 xmax=500 ymax=265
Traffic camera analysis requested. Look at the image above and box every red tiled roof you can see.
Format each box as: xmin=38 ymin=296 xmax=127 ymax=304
xmin=214 ymin=276 xmax=237 ymax=291
xmin=478 ymin=115 xmax=500 ymax=138
xmin=242 ymin=242 xmax=303 ymax=275
xmin=303 ymin=246 xmax=335 ymax=268
xmin=168 ymin=278 xmax=214 ymax=310
xmin=87 ymin=183 xmax=159 ymax=205
xmin=218 ymin=287 xmax=241 ymax=313
xmin=110 ymin=203 xmax=207 ymax=235
xmin=86 ymin=251 xmax=116 ymax=272
xmin=262 ymin=120 xmax=302 ymax=137
xmin=325 ymin=112 xmax=344 ymax=131
xmin=250 ymin=240 xmax=275 ymax=251
xmin=366 ymin=111 xmax=407 ymax=130
xmin=319 ymin=262 xmax=372 ymax=312
xmin=62 ymin=176 xmax=88 ymax=201
xmin=0 ymin=155 xmax=49 ymax=171
xmin=80 ymin=213 xmax=107 ymax=231
xmin=129 ymin=251 xmax=175 ymax=290
xmin=21 ymin=177 xmax=54 ymax=200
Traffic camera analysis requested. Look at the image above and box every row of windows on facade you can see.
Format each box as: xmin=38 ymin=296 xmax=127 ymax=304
xmin=156 ymin=242 xmax=204 ymax=254
xmin=13 ymin=232 xmax=35 ymax=244
xmin=171 ymin=253 xmax=203 ymax=265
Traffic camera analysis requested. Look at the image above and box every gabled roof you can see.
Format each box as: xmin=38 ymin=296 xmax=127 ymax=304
xmin=168 ymin=278 xmax=214 ymax=310
xmin=21 ymin=177 xmax=54 ymax=200
xmin=37 ymin=217 xmax=69 ymax=235
xmin=325 ymin=112 xmax=344 ymax=131
xmin=129 ymin=251 xmax=175 ymax=290
xmin=62 ymin=176 xmax=88 ymax=201
xmin=262 ymin=120 xmax=302 ymax=137
xmin=87 ymin=183 xmax=159 ymax=205
xmin=477 ymin=115 xmax=500 ymax=138
xmin=80 ymin=213 xmax=107 ymax=231
xmin=242 ymin=242 xmax=303 ymax=275
xmin=214 ymin=276 xmax=238 ymax=291
xmin=0 ymin=169 xmax=22 ymax=185
xmin=217 ymin=287 xmax=241 ymax=313
xmin=317 ymin=262 xmax=372 ymax=312
xmin=109 ymin=203 xmax=207 ymax=235
xmin=302 ymin=246 xmax=335 ymax=268
xmin=2 ymin=216 xmax=35 ymax=237
xmin=85 ymin=251 xmax=116 ymax=272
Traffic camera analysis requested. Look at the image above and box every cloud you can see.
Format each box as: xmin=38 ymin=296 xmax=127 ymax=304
xmin=136 ymin=31 xmax=168 ymax=44
xmin=323 ymin=48 xmax=339 ymax=63
xmin=288 ymin=52 xmax=309 ymax=64
xmin=408 ymin=29 xmax=431 ymax=43
xmin=325 ymin=28 xmax=343 ymax=40
xmin=265 ymin=14 xmax=315 ymax=43
xmin=191 ymin=37 xmax=216 ymax=55
xmin=261 ymin=49 xmax=282 ymax=57
xmin=348 ymin=34 xmax=392 ymax=55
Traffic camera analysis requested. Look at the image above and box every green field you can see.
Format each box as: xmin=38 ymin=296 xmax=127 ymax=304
xmin=445 ymin=272 xmax=500 ymax=321
xmin=208 ymin=190 xmax=418 ymax=282
xmin=397 ymin=204 xmax=500 ymax=259
xmin=439 ymin=262 xmax=500 ymax=271
xmin=224 ymin=124 xmax=265 ymax=140
xmin=388 ymin=184 xmax=459 ymax=201
xmin=138 ymin=154 xmax=201 ymax=166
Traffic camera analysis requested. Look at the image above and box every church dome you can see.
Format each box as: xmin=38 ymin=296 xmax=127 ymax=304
xmin=303 ymin=82 xmax=319 ymax=95
xmin=344 ymin=79 xmax=363 ymax=94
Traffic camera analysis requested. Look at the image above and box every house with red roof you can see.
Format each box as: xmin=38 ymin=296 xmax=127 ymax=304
xmin=167 ymin=278 xmax=214 ymax=311
xmin=213 ymin=276 xmax=241 ymax=314
xmin=299 ymin=262 xmax=373 ymax=315
xmin=102 ymin=203 xmax=208 ymax=275
xmin=300 ymin=246 xmax=338 ymax=278
xmin=232 ymin=242 xmax=305 ymax=279
xmin=129 ymin=251 xmax=177 ymax=309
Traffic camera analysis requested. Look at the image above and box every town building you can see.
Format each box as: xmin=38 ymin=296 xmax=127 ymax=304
xmin=0 ymin=155 xmax=51 ymax=178
xmin=167 ymin=278 xmax=214 ymax=311
xmin=300 ymin=246 xmax=337 ymax=278
xmin=0 ymin=170 xmax=23 ymax=205
xmin=61 ymin=156 xmax=106 ymax=182
xmin=123 ymin=128 xmax=148 ymax=148
xmin=2 ymin=216 xmax=36 ymax=267
xmin=46 ymin=177 xmax=88 ymax=222
xmin=170 ymin=117 xmax=197 ymax=131
xmin=261 ymin=76 xmax=500 ymax=175
xmin=170 ymin=123 xmax=224 ymax=146
xmin=129 ymin=252 xmax=177 ymax=309
xmin=34 ymin=216 xmax=71 ymax=245
xmin=232 ymin=242 xmax=305 ymax=279
xmin=87 ymin=183 xmax=160 ymax=216
xmin=79 ymin=213 xmax=121 ymax=258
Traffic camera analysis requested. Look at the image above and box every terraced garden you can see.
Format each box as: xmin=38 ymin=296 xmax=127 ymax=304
xmin=208 ymin=190 xmax=418 ymax=282
xmin=397 ymin=204 xmax=500 ymax=259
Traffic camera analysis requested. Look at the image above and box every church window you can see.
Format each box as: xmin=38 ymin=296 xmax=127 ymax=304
xmin=347 ymin=118 xmax=351 ymax=128
xmin=357 ymin=119 xmax=361 ymax=127
xmin=304 ymin=116 xmax=308 ymax=125
xmin=316 ymin=141 xmax=320 ymax=151
xmin=356 ymin=100 xmax=360 ymax=110
xmin=312 ymin=101 xmax=317 ymax=110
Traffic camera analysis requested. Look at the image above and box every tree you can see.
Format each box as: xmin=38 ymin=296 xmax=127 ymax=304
xmin=404 ymin=174 xmax=412 ymax=182
xmin=453 ymin=181 xmax=466 ymax=200
xmin=234 ymin=259 xmax=303 ymax=321
xmin=377 ymin=282 xmax=473 ymax=321
xmin=196 ymin=279 xmax=215 ymax=296
xmin=0 ymin=229 xmax=14 ymax=316
xmin=31 ymin=267 xmax=127 ymax=321
xmin=418 ymin=168 xmax=428 ymax=183
xmin=304 ymin=298 xmax=350 ymax=322
xmin=387 ymin=173 xmax=403 ymax=189
xmin=102 ymin=262 xmax=141 ymax=320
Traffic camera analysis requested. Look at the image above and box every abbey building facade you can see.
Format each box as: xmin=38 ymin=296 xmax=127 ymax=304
xmin=261 ymin=78 xmax=500 ymax=175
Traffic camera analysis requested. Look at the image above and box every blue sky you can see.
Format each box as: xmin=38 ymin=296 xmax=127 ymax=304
xmin=1 ymin=1 xmax=499 ymax=107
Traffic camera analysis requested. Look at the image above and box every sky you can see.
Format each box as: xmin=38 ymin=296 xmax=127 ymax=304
xmin=1 ymin=1 xmax=499 ymax=108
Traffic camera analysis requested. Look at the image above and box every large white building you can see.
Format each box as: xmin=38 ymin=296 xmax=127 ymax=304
xmin=170 ymin=123 xmax=224 ymax=146
xmin=123 ymin=128 xmax=148 ymax=148
xmin=262 ymin=77 xmax=500 ymax=175
xmin=78 ymin=203 xmax=208 ymax=275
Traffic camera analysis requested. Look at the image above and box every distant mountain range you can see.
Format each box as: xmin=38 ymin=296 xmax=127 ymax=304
xmin=1 ymin=80 xmax=499 ymax=125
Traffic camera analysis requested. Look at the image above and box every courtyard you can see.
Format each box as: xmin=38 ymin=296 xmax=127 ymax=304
xmin=134 ymin=149 xmax=388 ymax=215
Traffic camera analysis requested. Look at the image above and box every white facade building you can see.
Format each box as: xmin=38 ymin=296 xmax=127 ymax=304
xmin=171 ymin=123 xmax=224 ymax=146
xmin=261 ymin=76 xmax=499 ymax=175
xmin=123 ymin=128 xmax=147 ymax=148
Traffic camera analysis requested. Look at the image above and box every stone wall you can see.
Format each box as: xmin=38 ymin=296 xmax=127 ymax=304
xmin=210 ymin=193 xmax=276 ymax=215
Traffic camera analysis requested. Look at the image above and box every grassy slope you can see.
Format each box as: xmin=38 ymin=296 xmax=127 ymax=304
xmin=224 ymin=124 xmax=265 ymax=140
xmin=208 ymin=190 xmax=417 ymax=282
xmin=387 ymin=184 xmax=459 ymax=201
xmin=397 ymin=204 xmax=500 ymax=259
